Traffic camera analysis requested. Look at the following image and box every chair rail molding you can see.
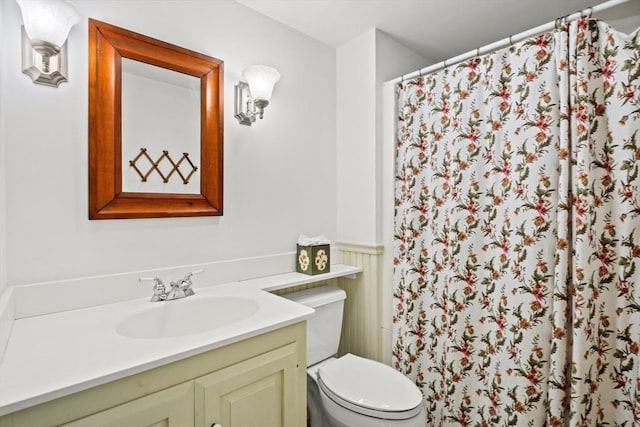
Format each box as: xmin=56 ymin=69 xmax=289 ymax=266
xmin=336 ymin=242 xmax=384 ymax=255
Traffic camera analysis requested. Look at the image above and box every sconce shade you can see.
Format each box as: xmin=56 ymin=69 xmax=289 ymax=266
xmin=242 ymin=65 xmax=280 ymax=102
xmin=17 ymin=0 xmax=79 ymax=55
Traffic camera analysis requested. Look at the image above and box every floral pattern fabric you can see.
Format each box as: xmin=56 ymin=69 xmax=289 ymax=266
xmin=393 ymin=17 xmax=640 ymax=426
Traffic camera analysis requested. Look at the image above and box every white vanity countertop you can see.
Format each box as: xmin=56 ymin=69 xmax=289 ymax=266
xmin=0 ymin=283 xmax=314 ymax=416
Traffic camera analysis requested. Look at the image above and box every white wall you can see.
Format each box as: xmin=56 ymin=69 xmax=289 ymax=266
xmin=1 ymin=0 xmax=336 ymax=286
xmin=0 ymin=0 xmax=6 ymax=296
xmin=336 ymin=30 xmax=376 ymax=246
xmin=336 ymin=29 xmax=426 ymax=246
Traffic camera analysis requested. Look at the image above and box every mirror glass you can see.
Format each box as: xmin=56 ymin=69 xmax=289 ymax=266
xmin=121 ymin=59 xmax=200 ymax=194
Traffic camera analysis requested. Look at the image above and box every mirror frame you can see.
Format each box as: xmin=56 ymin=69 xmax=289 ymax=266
xmin=88 ymin=19 xmax=223 ymax=219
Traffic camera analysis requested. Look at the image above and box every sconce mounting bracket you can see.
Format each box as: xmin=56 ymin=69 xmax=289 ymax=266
xmin=234 ymin=81 xmax=256 ymax=126
xmin=21 ymin=27 xmax=69 ymax=87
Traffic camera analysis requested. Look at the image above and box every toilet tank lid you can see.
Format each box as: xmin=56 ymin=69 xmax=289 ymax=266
xmin=281 ymin=284 xmax=346 ymax=308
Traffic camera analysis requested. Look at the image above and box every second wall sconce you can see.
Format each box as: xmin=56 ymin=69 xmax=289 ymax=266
xmin=234 ymin=65 xmax=280 ymax=126
xmin=17 ymin=0 xmax=80 ymax=87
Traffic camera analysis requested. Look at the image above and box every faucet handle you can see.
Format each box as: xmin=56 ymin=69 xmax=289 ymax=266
xmin=184 ymin=269 xmax=204 ymax=280
xmin=139 ymin=276 xmax=166 ymax=302
xmin=181 ymin=269 xmax=204 ymax=297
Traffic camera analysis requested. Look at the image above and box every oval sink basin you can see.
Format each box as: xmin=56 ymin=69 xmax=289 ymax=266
xmin=116 ymin=296 xmax=260 ymax=339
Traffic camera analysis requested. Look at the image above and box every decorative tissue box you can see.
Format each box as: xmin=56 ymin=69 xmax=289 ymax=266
xmin=296 ymin=244 xmax=330 ymax=275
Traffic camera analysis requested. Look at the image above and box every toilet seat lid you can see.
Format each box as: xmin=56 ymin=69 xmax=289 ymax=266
xmin=317 ymin=354 xmax=423 ymax=415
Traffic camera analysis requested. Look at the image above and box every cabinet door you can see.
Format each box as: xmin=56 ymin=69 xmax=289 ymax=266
xmin=195 ymin=343 xmax=299 ymax=427
xmin=62 ymin=382 xmax=194 ymax=427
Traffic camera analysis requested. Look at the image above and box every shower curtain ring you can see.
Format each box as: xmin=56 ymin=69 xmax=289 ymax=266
xmin=508 ymin=35 xmax=513 ymax=46
xmin=585 ymin=6 xmax=593 ymax=18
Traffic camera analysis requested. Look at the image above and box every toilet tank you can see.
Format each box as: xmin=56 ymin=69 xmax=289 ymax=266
xmin=282 ymin=284 xmax=346 ymax=366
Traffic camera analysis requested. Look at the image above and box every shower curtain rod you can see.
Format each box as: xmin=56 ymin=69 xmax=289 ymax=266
xmin=388 ymin=0 xmax=631 ymax=85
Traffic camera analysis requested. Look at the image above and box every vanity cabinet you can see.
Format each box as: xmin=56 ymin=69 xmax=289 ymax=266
xmin=0 ymin=323 xmax=306 ymax=427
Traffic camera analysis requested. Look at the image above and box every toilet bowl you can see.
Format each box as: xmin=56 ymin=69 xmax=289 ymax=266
xmin=283 ymin=285 xmax=425 ymax=427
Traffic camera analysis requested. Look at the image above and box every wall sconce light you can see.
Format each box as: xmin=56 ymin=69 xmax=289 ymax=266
xmin=17 ymin=0 xmax=80 ymax=87
xmin=234 ymin=65 xmax=280 ymax=126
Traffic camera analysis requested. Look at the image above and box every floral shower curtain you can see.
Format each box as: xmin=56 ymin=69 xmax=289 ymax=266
xmin=393 ymin=17 xmax=640 ymax=426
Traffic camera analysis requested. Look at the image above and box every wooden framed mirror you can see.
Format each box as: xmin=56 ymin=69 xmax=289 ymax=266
xmin=88 ymin=19 xmax=223 ymax=219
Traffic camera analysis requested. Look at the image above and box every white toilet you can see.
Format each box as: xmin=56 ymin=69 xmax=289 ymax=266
xmin=283 ymin=285 xmax=425 ymax=427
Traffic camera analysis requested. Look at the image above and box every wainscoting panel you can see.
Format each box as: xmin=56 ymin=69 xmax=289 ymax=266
xmin=337 ymin=243 xmax=383 ymax=362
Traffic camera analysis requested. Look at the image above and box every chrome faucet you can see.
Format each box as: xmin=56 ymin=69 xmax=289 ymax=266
xmin=139 ymin=269 xmax=204 ymax=302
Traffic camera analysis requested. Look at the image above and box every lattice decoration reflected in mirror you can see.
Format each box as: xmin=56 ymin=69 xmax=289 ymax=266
xmin=129 ymin=148 xmax=198 ymax=185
